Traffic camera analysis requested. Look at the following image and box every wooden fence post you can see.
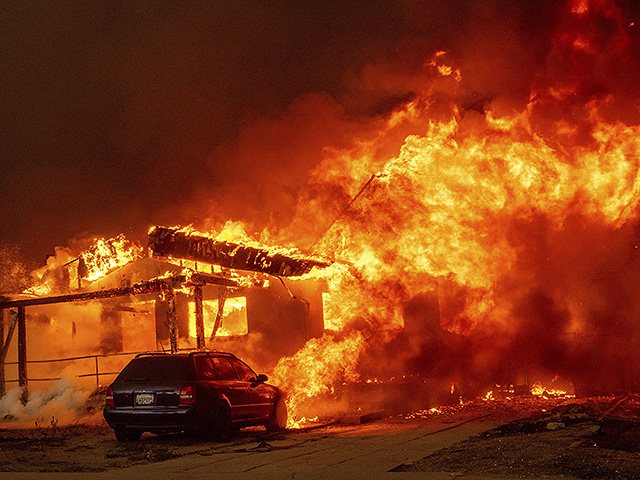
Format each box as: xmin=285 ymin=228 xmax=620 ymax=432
xmin=194 ymin=286 xmax=205 ymax=350
xmin=17 ymin=306 xmax=27 ymax=392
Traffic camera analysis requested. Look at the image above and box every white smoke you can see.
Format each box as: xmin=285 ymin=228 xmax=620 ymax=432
xmin=0 ymin=376 xmax=96 ymax=426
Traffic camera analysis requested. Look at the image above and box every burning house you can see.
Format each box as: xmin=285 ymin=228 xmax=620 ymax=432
xmin=0 ymin=228 xmax=331 ymax=399
xmin=2 ymin=0 xmax=640 ymax=428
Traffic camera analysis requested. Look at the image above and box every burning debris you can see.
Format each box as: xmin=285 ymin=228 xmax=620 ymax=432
xmin=395 ymin=395 xmax=640 ymax=478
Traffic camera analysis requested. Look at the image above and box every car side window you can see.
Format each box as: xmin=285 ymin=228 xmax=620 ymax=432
xmin=211 ymin=356 xmax=238 ymax=380
xmin=230 ymin=358 xmax=256 ymax=382
xmin=194 ymin=356 xmax=217 ymax=380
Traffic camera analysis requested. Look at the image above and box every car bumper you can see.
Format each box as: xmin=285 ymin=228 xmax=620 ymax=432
xmin=103 ymin=406 xmax=199 ymax=431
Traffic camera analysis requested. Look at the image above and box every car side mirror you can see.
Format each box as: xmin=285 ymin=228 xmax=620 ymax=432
xmin=257 ymin=374 xmax=268 ymax=383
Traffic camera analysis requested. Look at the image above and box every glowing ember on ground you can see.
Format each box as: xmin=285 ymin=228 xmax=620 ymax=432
xmin=531 ymin=383 xmax=576 ymax=398
xmin=482 ymin=391 xmax=495 ymax=402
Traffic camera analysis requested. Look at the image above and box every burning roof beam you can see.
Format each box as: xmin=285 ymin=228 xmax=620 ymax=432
xmin=0 ymin=273 xmax=237 ymax=309
xmin=148 ymin=226 xmax=332 ymax=277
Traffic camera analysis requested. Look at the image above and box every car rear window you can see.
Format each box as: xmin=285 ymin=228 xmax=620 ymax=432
xmin=116 ymin=356 xmax=194 ymax=382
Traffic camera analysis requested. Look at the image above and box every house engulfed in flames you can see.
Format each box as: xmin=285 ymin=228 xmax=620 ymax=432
xmin=5 ymin=1 xmax=640 ymax=419
xmin=0 ymin=227 xmax=331 ymax=394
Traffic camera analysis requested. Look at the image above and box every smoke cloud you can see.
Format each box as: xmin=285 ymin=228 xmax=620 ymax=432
xmin=0 ymin=377 xmax=96 ymax=426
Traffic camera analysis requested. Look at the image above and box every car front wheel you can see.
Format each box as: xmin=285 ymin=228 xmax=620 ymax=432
xmin=266 ymin=397 xmax=287 ymax=432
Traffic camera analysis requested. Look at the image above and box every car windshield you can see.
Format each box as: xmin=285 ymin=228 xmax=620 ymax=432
xmin=116 ymin=356 xmax=193 ymax=382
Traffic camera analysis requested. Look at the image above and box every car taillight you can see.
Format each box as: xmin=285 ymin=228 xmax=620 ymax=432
xmin=105 ymin=387 xmax=114 ymax=406
xmin=180 ymin=386 xmax=195 ymax=405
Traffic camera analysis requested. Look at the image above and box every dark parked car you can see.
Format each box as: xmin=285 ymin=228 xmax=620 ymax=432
xmin=103 ymin=351 xmax=287 ymax=442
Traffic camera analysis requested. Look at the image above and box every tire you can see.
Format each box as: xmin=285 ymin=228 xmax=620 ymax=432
xmin=114 ymin=427 xmax=142 ymax=442
xmin=265 ymin=397 xmax=287 ymax=432
xmin=211 ymin=402 xmax=233 ymax=442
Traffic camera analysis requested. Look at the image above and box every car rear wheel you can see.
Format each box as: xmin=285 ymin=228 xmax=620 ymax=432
xmin=114 ymin=427 xmax=142 ymax=442
xmin=266 ymin=397 xmax=287 ymax=432
xmin=211 ymin=402 xmax=233 ymax=442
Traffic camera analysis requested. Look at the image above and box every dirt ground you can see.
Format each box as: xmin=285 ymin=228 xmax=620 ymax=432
xmin=0 ymin=419 xmax=290 ymax=473
xmin=2 ymin=395 xmax=640 ymax=477
xmin=394 ymin=395 xmax=640 ymax=479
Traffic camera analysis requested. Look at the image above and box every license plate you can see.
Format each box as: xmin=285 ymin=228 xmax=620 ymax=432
xmin=134 ymin=393 xmax=155 ymax=405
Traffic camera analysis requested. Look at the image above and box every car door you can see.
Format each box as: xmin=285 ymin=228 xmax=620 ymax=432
xmin=192 ymin=355 xmax=219 ymax=418
xmin=211 ymin=355 xmax=250 ymax=419
xmin=230 ymin=357 xmax=275 ymax=419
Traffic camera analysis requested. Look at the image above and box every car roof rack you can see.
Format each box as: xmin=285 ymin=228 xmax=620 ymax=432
xmin=133 ymin=350 xmax=238 ymax=358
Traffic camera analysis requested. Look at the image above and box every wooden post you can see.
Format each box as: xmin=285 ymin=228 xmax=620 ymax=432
xmin=95 ymin=356 xmax=100 ymax=389
xmin=194 ymin=286 xmax=205 ymax=350
xmin=210 ymin=287 xmax=228 ymax=341
xmin=17 ymin=306 xmax=27 ymax=390
xmin=0 ymin=309 xmax=5 ymax=397
xmin=165 ymin=287 xmax=178 ymax=354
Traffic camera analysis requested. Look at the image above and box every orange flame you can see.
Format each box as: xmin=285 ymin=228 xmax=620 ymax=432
xmin=82 ymin=235 xmax=143 ymax=281
xmin=271 ymin=332 xmax=363 ymax=428
xmin=263 ymin=0 xmax=640 ymax=420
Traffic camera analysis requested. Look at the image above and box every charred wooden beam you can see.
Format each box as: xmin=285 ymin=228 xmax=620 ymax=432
xmin=0 ymin=310 xmax=17 ymax=366
xmin=148 ymin=226 xmax=331 ymax=277
xmin=0 ymin=280 xmax=164 ymax=309
xmin=185 ymin=272 xmax=238 ymax=288
xmin=163 ymin=285 xmax=178 ymax=354
xmin=210 ymin=287 xmax=228 ymax=342
xmin=0 ymin=275 xmax=237 ymax=310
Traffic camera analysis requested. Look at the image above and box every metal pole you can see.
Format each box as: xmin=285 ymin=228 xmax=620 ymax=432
xmin=194 ymin=286 xmax=205 ymax=350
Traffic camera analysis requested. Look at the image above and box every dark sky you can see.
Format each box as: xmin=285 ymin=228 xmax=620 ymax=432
xmin=0 ymin=0 xmax=585 ymax=264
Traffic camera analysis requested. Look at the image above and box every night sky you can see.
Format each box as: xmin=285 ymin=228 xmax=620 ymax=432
xmin=0 ymin=0 xmax=604 ymax=265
